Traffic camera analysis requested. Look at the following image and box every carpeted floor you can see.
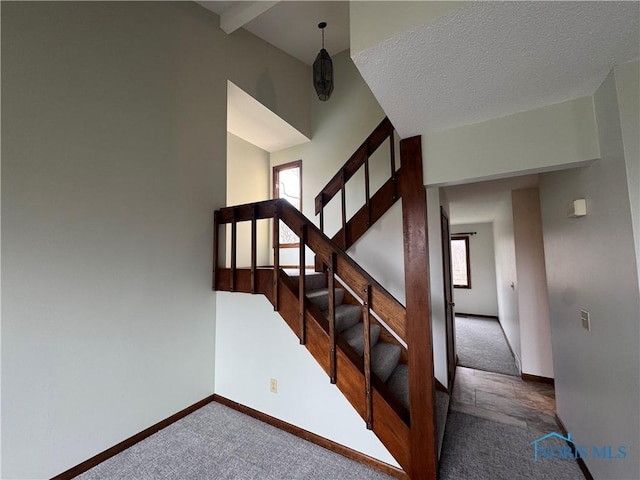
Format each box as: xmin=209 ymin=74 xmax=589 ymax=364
xmin=455 ymin=316 xmax=519 ymax=376
xmin=74 ymin=398 xmax=586 ymax=480
xmin=76 ymin=401 xmax=394 ymax=480
xmin=439 ymin=411 xmax=584 ymax=480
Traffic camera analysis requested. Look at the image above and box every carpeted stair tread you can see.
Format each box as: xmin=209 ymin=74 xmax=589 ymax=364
xmin=341 ymin=323 xmax=380 ymax=356
xmin=323 ymin=304 xmax=362 ymax=333
xmin=307 ymin=288 xmax=344 ymax=311
xmin=385 ymin=364 xmax=409 ymax=411
xmin=385 ymin=364 xmax=450 ymax=460
xmin=286 ymin=271 xmax=328 ymax=291
xmin=371 ymin=343 xmax=401 ymax=383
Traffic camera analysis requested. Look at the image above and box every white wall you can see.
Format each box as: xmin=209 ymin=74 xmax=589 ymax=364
xmin=540 ymin=69 xmax=640 ymax=480
xmin=1 ymin=3 xmax=310 ymax=478
xmin=450 ymin=223 xmax=499 ymax=317
xmin=422 ymin=96 xmax=599 ymax=187
xmin=512 ymin=188 xmax=553 ymax=379
xmin=226 ymin=133 xmax=271 ymax=268
xmin=215 ymin=292 xmax=399 ymax=467
xmin=492 ymin=196 xmax=521 ymax=370
xmin=615 ymin=61 xmax=640 ymax=284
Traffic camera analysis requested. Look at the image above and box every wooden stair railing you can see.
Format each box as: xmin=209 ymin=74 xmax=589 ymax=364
xmin=314 ymin=117 xmax=400 ymax=251
xmin=214 ymin=199 xmax=407 ymax=343
xmin=213 ymin=198 xmax=411 ymax=473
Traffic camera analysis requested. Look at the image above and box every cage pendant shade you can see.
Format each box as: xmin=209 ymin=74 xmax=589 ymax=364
xmin=313 ymin=22 xmax=333 ymax=101
xmin=313 ymin=49 xmax=333 ymax=101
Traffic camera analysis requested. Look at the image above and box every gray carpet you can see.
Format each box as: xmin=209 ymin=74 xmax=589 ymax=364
xmin=439 ymin=412 xmax=584 ymax=480
xmin=76 ymin=401 xmax=394 ymax=480
xmin=455 ymin=316 xmax=519 ymax=376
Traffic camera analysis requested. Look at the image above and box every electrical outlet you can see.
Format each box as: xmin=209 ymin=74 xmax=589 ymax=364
xmin=581 ymin=310 xmax=590 ymax=331
xmin=270 ymin=378 xmax=277 ymax=393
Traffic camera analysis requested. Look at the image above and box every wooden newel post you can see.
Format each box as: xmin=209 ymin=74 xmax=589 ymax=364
xmin=400 ymin=136 xmax=437 ymax=480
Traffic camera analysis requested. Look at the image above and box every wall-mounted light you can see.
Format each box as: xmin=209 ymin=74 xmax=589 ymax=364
xmin=313 ymin=22 xmax=333 ymax=101
xmin=568 ymin=199 xmax=587 ymax=218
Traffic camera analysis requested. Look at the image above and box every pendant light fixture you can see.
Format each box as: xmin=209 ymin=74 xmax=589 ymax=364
xmin=313 ymin=22 xmax=334 ymax=101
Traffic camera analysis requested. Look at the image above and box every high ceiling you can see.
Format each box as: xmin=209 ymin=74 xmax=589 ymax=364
xmin=197 ymin=1 xmax=638 ymax=137
xmin=196 ymin=1 xmax=350 ymax=64
xmin=195 ymin=1 xmax=638 ymax=225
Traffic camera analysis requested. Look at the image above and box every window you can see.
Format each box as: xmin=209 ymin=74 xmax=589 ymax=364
xmin=451 ymin=236 xmax=471 ymax=288
xmin=273 ymin=160 xmax=302 ymax=247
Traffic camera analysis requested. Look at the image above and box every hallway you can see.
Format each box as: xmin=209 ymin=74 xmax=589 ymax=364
xmin=438 ymin=366 xmax=584 ymax=479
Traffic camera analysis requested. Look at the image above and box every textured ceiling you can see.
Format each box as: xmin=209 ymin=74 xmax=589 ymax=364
xmin=352 ymin=1 xmax=640 ymax=137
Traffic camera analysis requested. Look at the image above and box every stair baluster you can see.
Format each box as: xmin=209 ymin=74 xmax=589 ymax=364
xmin=299 ymin=224 xmax=307 ymax=345
xmin=363 ymin=284 xmax=373 ymax=430
xmin=231 ymin=208 xmax=237 ymax=292
xmin=273 ymin=203 xmax=280 ymax=311
xmin=328 ymin=252 xmax=337 ymax=384
xmin=340 ymin=170 xmax=347 ymax=250
xmin=251 ymin=205 xmax=257 ymax=294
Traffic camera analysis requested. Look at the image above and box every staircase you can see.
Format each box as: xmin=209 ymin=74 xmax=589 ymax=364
xmin=287 ymin=270 xmax=407 ymax=406
xmin=213 ymin=119 xmax=447 ymax=480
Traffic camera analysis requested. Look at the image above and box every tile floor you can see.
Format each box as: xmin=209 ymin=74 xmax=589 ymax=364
xmin=450 ymin=366 xmax=557 ymax=432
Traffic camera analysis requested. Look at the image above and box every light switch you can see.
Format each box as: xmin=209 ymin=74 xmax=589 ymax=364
xmin=580 ymin=310 xmax=590 ymax=331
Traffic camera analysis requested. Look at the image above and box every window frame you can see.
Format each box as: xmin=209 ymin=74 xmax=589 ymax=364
xmin=272 ymin=160 xmax=302 ymax=248
xmin=451 ymin=235 xmax=471 ymax=289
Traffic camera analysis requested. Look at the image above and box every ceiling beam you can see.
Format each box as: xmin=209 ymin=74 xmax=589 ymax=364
xmin=220 ymin=1 xmax=279 ymax=34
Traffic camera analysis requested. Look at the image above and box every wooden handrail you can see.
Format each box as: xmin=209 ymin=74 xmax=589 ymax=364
xmin=314 ymin=117 xmax=394 ymax=215
xmin=214 ymin=198 xmax=407 ymax=344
